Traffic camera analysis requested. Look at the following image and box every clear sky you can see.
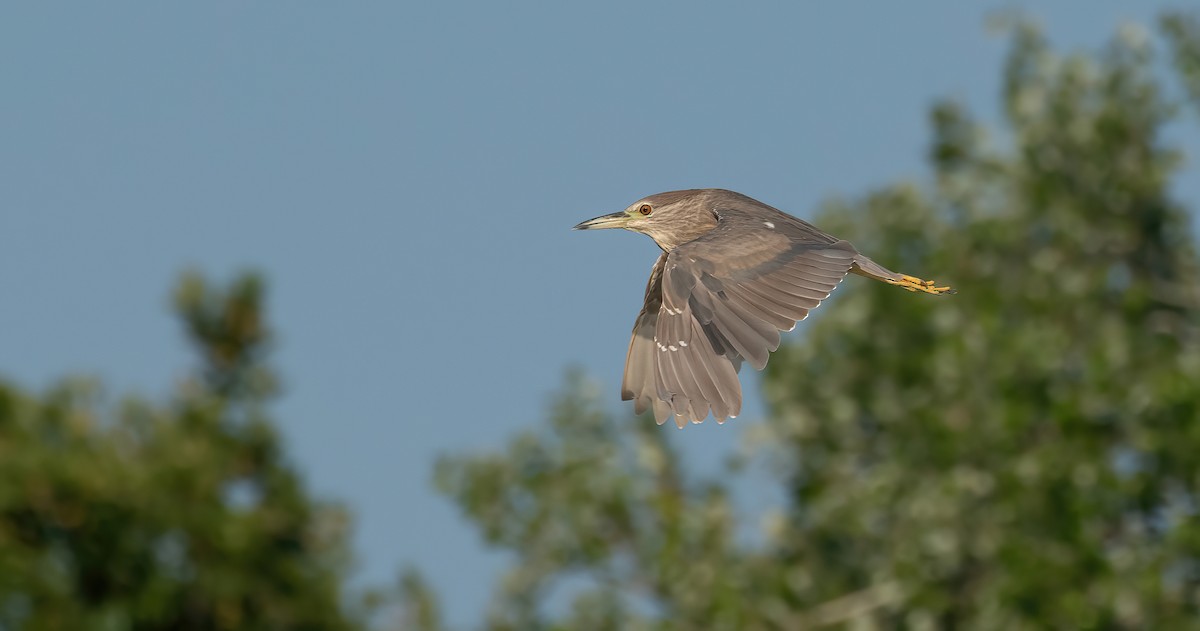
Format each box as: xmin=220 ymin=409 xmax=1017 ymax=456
xmin=3 ymin=2 xmax=1196 ymax=624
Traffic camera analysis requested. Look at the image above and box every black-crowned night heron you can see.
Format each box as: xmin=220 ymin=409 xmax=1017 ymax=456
xmin=574 ymin=188 xmax=954 ymax=429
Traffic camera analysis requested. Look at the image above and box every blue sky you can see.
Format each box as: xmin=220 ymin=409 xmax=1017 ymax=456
xmin=3 ymin=2 xmax=1196 ymax=624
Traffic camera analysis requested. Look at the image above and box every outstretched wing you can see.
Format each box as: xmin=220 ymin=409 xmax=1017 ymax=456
xmin=650 ymin=207 xmax=857 ymax=426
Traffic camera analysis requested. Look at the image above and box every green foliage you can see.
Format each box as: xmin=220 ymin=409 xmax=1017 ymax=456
xmin=432 ymin=372 xmax=752 ymax=630
xmin=426 ymin=14 xmax=1200 ymax=630
xmin=764 ymin=18 xmax=1200 ymax=627
xmin=0 ymin=274 xmax=364 ymax=631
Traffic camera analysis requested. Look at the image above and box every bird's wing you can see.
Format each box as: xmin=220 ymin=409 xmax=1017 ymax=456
xmin=621 ymin=254 xmax=675 ymax=423
xmin=652 ymin=208 xmax=857 ymax=425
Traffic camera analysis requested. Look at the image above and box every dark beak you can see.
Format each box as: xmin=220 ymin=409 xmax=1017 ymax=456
xmin=573 ymin=211 xmax=629 ymax=231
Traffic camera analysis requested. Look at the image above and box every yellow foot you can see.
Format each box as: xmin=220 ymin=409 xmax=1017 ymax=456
xmin=889 ymin=274 xmax=956 ymax=295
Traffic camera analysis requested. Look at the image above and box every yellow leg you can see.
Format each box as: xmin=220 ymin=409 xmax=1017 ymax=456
xmin=887 ymin=274 xmax=956 ymax=295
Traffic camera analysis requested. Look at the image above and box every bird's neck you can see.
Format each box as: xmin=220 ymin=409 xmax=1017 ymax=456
xmin=646 ymin=214 xmax=717 ymax=252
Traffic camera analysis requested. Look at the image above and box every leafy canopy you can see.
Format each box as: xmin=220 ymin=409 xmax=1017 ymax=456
xmin=0 ymin=272 xmax=366 ymax=631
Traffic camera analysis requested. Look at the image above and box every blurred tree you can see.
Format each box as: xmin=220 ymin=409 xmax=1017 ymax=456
xmin=423 ymin=13 xmax=1200 ymax=630
xmin=0 ymin=272 xmax=366 ymax=630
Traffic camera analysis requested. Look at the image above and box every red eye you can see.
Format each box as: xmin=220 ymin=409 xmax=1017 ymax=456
xmin=639 ymin=204 xmax=652 ymax=216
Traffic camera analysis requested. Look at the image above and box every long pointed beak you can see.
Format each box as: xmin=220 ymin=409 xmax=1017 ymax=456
xmin=572 ymin=211 xmax=629 ymax=231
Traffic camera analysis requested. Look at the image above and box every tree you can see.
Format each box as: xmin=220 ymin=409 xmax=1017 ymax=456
xmin=0 ymin=273 xmax=367 ymax=631
xmin=423 ymin=13 xmax=1200 ymax=630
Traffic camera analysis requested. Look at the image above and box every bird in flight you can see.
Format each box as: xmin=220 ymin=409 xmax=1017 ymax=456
xmin=574 ymin=189 xmax=954 ymax=429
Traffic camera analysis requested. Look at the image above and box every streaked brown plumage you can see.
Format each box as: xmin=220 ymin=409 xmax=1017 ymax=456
xmin=574 ymin=189 xmax=953 ymax=428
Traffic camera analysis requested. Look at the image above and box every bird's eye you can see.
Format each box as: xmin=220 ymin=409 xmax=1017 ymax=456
xmin=638 ymin=204 xmax=652 ymax=216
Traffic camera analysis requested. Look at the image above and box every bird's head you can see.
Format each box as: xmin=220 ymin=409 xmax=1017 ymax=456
xmin=573 ymin=189 xmax=720 ymax=251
